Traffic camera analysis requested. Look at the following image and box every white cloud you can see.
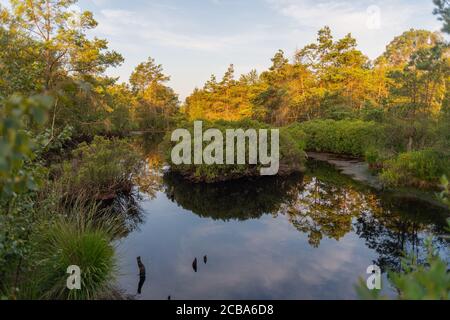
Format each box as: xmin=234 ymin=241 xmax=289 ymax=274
xmin=94 ymin=8 xmax=270 ymax=52
xmin=267 ymin=0 xmax=442 ymax=59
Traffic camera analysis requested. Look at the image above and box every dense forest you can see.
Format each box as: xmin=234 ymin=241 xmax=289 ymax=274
xmin=0 ymin=0 xmax=449 ymax=300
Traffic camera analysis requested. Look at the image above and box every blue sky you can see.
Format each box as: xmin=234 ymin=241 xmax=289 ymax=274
xmin=3 ymin=0 xmax=444 ymax=100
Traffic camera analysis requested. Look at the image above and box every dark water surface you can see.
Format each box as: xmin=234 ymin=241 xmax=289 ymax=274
xmin=115 ymin=149 xmax=449 ymax=300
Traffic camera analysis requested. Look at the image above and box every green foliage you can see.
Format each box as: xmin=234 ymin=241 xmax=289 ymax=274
xmin=56 ymin=136 xmax=139 ymax=200
xmin=282 ymin=123 xmax=307 ymax=151
xmin=0 ymin=25 xmax=45 ymax=95
xmin=131 ymin=57 xmax=179 ymax=131
xmin=380 ymin=149 xmax=450 ymax=188
xmin=163 ymin=120 xmax=306 ymax=183
xmin=0 ymin=95 xmax=51 ymax=198
xmin=387 ymin=43 xmax=448 ymax=116
xmin=0 ymin=94 xmax=52 ymax=298
xmin=434 ymin=0 xmax=450 ymax=34
xmin=381 ymin=116 xmax=441 ymax=153
xmin=297 ymin=119 xmax=385 ymax=157
xmin=35 ymin=126 xmax=74 ymax=159
xmin=0 ymin=196 xmax=37 ymax=297
xmin=389 ymin=249 xmax=450 ymax=300
xmin=185 ymin=65 xmax=262 ymax=122
xmin=3 ymin=0 xmax=123 ymax=91
xmin=0 ymin=0 xmax=449 ymax=301
xmin=0 ymin=0 xmax=134 ymax=139
xmin=380 ymin=29 xmax=442 ymax=68
xmin=357 ymin=239 xmax=450 ymax=300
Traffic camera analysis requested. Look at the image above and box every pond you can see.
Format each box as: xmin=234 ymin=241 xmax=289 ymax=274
xmin=114 ymin=142 xmax=449 ymax=300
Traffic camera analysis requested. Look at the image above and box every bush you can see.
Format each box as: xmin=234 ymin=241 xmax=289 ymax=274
xmin=0 ymin=95 xmax=51 ymax=197
xmin=162 ymin=119 xmax=306 ymax=183
xmin=381 ymin=117 xmax=441 ymax=154
xmin=380 ymin=150 xmax=450 ymax=188
xmin=55 ymin=136 xmax=139 ymax=200
xmin=297 ymin=119 xmax=385 ymax=157
xmin=282 ymin=123 xmax=307 ymax=151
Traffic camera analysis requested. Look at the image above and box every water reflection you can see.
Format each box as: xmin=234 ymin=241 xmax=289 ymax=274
xmin=103 ymin=192 xmax=145 ymax=237
xmin=355 ymin=197 xmax=449 ymax=272
xmin=132 ymin=134 xmax=165 ymax=199
xmin=116 ymin=145 xmax=449 ymax=299
xmin=275 ymin=162 xmax=387 ymax=247
xmin=163 ymin=173 xmax=304 ymax=221
xmin=282 ymin=176 xmax=377 ymax=247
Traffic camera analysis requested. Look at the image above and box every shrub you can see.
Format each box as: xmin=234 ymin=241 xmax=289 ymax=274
xmin=380 ymin=150 xmax=450 ymax=188
xmin=55 ymin=136 xmax=139 ymax=200
xmin=381 ymin=117 xmax=441 ymax=154
xmin=0 ymin=95 xmax=51 ymax=198
xmin=162 ymin=119 xmax=306 ymax=183
xmin=282 ymin=123 xmax=307 ymax=151
xmin=297 ymin=119 xmax=385 ymax=157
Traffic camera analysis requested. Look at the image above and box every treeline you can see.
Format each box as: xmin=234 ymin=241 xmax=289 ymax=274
xmin=185 ymin=28 xmax=448 ymax=125
xmin=0 ymin=1 xmax=179 ymax=139
xmin=183 ymin=27 xmax=450 ymax=189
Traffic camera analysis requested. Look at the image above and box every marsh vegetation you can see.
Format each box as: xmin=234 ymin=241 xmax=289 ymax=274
xmin=0 ymin=0 xmax=449 ymax=300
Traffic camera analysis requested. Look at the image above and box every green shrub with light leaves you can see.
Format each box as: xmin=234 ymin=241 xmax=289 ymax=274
xmin=0 ymin=94 xmax=51 ymax=298
xmin=0 ymin=95 xmax=51 ymax=198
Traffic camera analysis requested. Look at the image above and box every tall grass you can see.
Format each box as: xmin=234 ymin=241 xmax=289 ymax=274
xmin=20 ymin=199 xmax=125 ymax=300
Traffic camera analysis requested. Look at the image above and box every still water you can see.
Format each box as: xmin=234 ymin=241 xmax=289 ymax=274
xmin=115 ymin=147 xmax=449 ymax=300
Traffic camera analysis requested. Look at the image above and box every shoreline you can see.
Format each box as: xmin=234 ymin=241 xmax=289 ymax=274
xmin=307 ymin=152 xmax=450 ymax=212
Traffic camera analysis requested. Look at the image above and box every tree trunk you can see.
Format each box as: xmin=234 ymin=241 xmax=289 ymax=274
xmin=407 ymin=136 xmax=413 ymax=152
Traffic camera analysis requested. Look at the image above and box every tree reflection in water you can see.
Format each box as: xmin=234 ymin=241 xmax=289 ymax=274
xmin=285 ymin=161 xmax=449 ymax=267
xmin=282 ymin=176 xmax=377 ymax=247
xmin=355 ymin=196 xmax=449 ymax=272
xmin=105 ymin=192 xmax=145 ymax=238
xmin=133 ymin=144 xmax=450 ymax=273
xmin=162 ymin=172 xmax=304 ymax=221
xmin=133 ymin=134 xmax=165 ymax=200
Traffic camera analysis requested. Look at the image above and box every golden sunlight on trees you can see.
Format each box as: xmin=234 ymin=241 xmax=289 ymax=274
xmin=130 ymin=57 xmax=179 ymax=131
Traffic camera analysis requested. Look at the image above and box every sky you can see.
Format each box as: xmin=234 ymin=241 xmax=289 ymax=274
xmin=2 ymin=0 xmax=445 ymax=100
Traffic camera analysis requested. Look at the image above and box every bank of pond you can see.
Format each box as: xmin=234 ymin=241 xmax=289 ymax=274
xmin=1 ymin=119 xmax=448 ymax=300
xmin=162 ymin=119 xmax=449 ymax=193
